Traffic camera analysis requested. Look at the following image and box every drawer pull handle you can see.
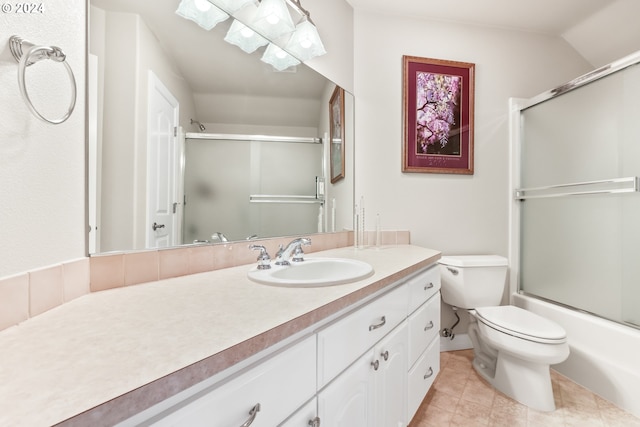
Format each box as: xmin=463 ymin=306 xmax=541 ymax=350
xmin=424 ymin=282 xmax=434 ymax=290
xmin=371 ymin=360 xmax=380 ymax=371
xmin=424 ymin=321 xmax=434 ymax=331
xmin=240 ymin=403 xmax=260 ymax=427
xmin=369 ymin=316 xmax=386 ymax=331
xmin=381 ymin=350 xmax=389 ymax=361
xmin=424 ymin=367 xmax=434 ymax=380
xmin=308 ymin=416 xmax=321 ymax=427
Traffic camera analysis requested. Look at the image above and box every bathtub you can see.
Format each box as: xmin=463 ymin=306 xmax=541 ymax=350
xmin=513 ymin=293 xmax=640 ymax=418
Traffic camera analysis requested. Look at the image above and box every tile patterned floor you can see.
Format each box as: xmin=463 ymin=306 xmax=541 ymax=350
xmin=409 ymin=350 xmax=640 ymax=427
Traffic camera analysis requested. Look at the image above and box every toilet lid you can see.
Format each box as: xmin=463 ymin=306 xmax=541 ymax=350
xmin=475 ymin=306 xmax=567 ymax=343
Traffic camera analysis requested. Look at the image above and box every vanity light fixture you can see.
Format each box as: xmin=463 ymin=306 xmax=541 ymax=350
xmin=223 ymin=3 xmax=270 ymax=53
xmin=177 ymin=0 xmax=326 ymax=69
xmin=224 ymin=19 xmax=269 ymax=53
xmin=175 ymin=0 xmax=229 ymax=31
xmin=209 ymin=0 xmax=255 ymax=14
xmin=284 ymin=14 xmax=326 ymax=62
xmin=260 ymin=43 xmax=301 ymax=71
xmin=251 ymin=0 xmax=295 ymax=40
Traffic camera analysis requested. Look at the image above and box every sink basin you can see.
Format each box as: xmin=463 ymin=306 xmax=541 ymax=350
xmin=248 ymin=258 xmax=374 ymax=287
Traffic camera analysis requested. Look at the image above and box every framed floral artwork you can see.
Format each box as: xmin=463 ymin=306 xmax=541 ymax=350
xmin=402 ymin=56 xmax=475 ymax=174
xmin=329 ymin=85 xmax=345 ymax=183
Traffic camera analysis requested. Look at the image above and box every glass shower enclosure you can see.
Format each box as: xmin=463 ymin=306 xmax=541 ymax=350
xmin=512 ymin=51 xmax=640 ymax=329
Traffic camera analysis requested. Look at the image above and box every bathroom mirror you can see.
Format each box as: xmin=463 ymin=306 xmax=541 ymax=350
xmin=88 ymin=0 xmax=354 ymax=254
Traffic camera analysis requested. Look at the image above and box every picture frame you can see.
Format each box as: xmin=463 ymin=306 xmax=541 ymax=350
xmin=402 ymin=56 xmax=475 ymax=174
xmin=329 ymin=85 xmax=345 ymax=183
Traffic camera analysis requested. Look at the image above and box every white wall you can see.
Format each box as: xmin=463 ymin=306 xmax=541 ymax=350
xmin=351 ymin=10 xmax=593 ymax=331
xmin=0 ymin=1 xmax=86 ymax=278
xmin=353 ymin=11 xmax=592 ymax=256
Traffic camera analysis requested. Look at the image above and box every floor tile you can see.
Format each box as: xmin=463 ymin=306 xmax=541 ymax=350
xmin=409 ymin=350 xmax=640 ymax=427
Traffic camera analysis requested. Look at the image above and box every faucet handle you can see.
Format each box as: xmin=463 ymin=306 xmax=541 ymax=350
xmin=291 ymin=245 xmax=306 ymax=262
xmin=249 ymin=245 xmax=271 ymax=270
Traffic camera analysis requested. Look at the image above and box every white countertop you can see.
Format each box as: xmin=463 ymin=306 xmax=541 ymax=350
xmin=0 ymin=245 xmax=440 ymax=426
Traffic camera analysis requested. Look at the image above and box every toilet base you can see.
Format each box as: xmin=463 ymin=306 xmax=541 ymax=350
xmin=468 ymin=317 xmax=560 ymax=412
xmin=474 ymin=351 xmax=556 ymax=412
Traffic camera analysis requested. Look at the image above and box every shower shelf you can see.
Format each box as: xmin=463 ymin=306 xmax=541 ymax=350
xmin=515 ymin=176 xmax=639 ymax=200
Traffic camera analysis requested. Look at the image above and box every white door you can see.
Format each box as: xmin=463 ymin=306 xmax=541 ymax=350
xmin=147 ymin=71 xmax=179 ymax=248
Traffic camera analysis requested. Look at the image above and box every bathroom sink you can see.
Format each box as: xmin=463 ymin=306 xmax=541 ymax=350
xmin=248 ymin=258 xmax=374 ymax=287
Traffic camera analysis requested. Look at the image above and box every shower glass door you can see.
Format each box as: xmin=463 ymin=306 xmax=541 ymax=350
xmin=517 ymin=58 xmax=640 ymax=328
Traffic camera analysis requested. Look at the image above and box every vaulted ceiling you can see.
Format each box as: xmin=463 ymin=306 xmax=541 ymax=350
xmin=346 ymin=0 xmax=640 ymax=67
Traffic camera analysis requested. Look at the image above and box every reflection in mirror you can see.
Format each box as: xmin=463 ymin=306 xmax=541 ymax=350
xmin=182 ymin=133 xmax=323 ymax=244
xmin=88 ymin=0 xmax=354 ymax=254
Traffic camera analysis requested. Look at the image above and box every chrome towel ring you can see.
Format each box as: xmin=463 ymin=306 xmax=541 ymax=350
xmin=9 ymin=35 xmax=77 ymax=125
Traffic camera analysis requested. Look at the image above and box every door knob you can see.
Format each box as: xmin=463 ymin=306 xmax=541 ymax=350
xmin=152 ymin=222 xmax=165 ymax=231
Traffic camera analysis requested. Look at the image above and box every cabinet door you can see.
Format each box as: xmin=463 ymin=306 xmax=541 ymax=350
xmin=373 ymin=322 xmax=408 ymax=427
xmin=317 ymin=349 xmax=376 ymax=427
xmin=279 ymin=398 xmax=319 ymax=427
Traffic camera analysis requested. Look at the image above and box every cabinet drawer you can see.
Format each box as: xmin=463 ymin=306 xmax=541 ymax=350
xmin=407 ymin=336 xmax=440 ymax=422
xmin=408 ymin=292 xmax=441 ymax=368
xmin=150 ymin=335 xmax=316 ymax=427
xmin=407 ymin=265 xmax=440 ymax=315
xmin=317 ymin=284 xmax=409 ymax=389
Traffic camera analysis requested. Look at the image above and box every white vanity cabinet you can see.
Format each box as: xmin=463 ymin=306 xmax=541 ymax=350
xmin=121 ymin=261 xmax=441 ymax=427
xmin=144 ymin=335 xmax=316 ymax=427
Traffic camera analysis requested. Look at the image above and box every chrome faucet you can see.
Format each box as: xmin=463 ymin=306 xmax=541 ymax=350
xmin=275 ymin=237 xmax=311 ymax=266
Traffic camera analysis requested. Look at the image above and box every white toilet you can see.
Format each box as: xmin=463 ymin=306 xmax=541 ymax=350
xmin=438 ymin=255 xmax=569 ymax=412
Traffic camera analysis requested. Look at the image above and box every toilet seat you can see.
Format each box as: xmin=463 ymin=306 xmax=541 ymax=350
xmin=475 ymin=306 xmax=567 ymax=344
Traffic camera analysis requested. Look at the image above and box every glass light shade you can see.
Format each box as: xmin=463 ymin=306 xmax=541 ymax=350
xmin=261 ymin=43 xmax=301 ymax=71
xmin=224 ymin=19 xmax=268 ymax=53
xmin=176 ymin=0 xmax=229 ymax=31
xmin=251 ymin=0 xmax=295 ymax=40
xmin=284 ymin=19 xmax=326 ymax=62
xmin=210 ymin=0 xmax=255 ymax=14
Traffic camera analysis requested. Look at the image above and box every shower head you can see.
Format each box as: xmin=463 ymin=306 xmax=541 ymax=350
xmin=190 ymin=118 xmax=206 ymax=132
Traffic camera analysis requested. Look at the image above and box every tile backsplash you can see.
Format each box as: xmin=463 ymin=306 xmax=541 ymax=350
xmin=0 ymin=230 xmax=410 ymax=332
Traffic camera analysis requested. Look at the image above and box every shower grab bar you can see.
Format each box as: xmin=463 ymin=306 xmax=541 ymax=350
xmin=250 ymin=194 xmax=324 ymax=204
xmin=515 ymin=176 xmax=639 ymax=200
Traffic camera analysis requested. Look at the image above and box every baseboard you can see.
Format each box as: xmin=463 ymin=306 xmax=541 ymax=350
xmin=440 ymin=333 xmax=473 ymax=352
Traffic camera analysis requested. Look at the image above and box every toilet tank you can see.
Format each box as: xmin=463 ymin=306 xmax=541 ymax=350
xmin=438 ymin=255 xmax=509 ymax=309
